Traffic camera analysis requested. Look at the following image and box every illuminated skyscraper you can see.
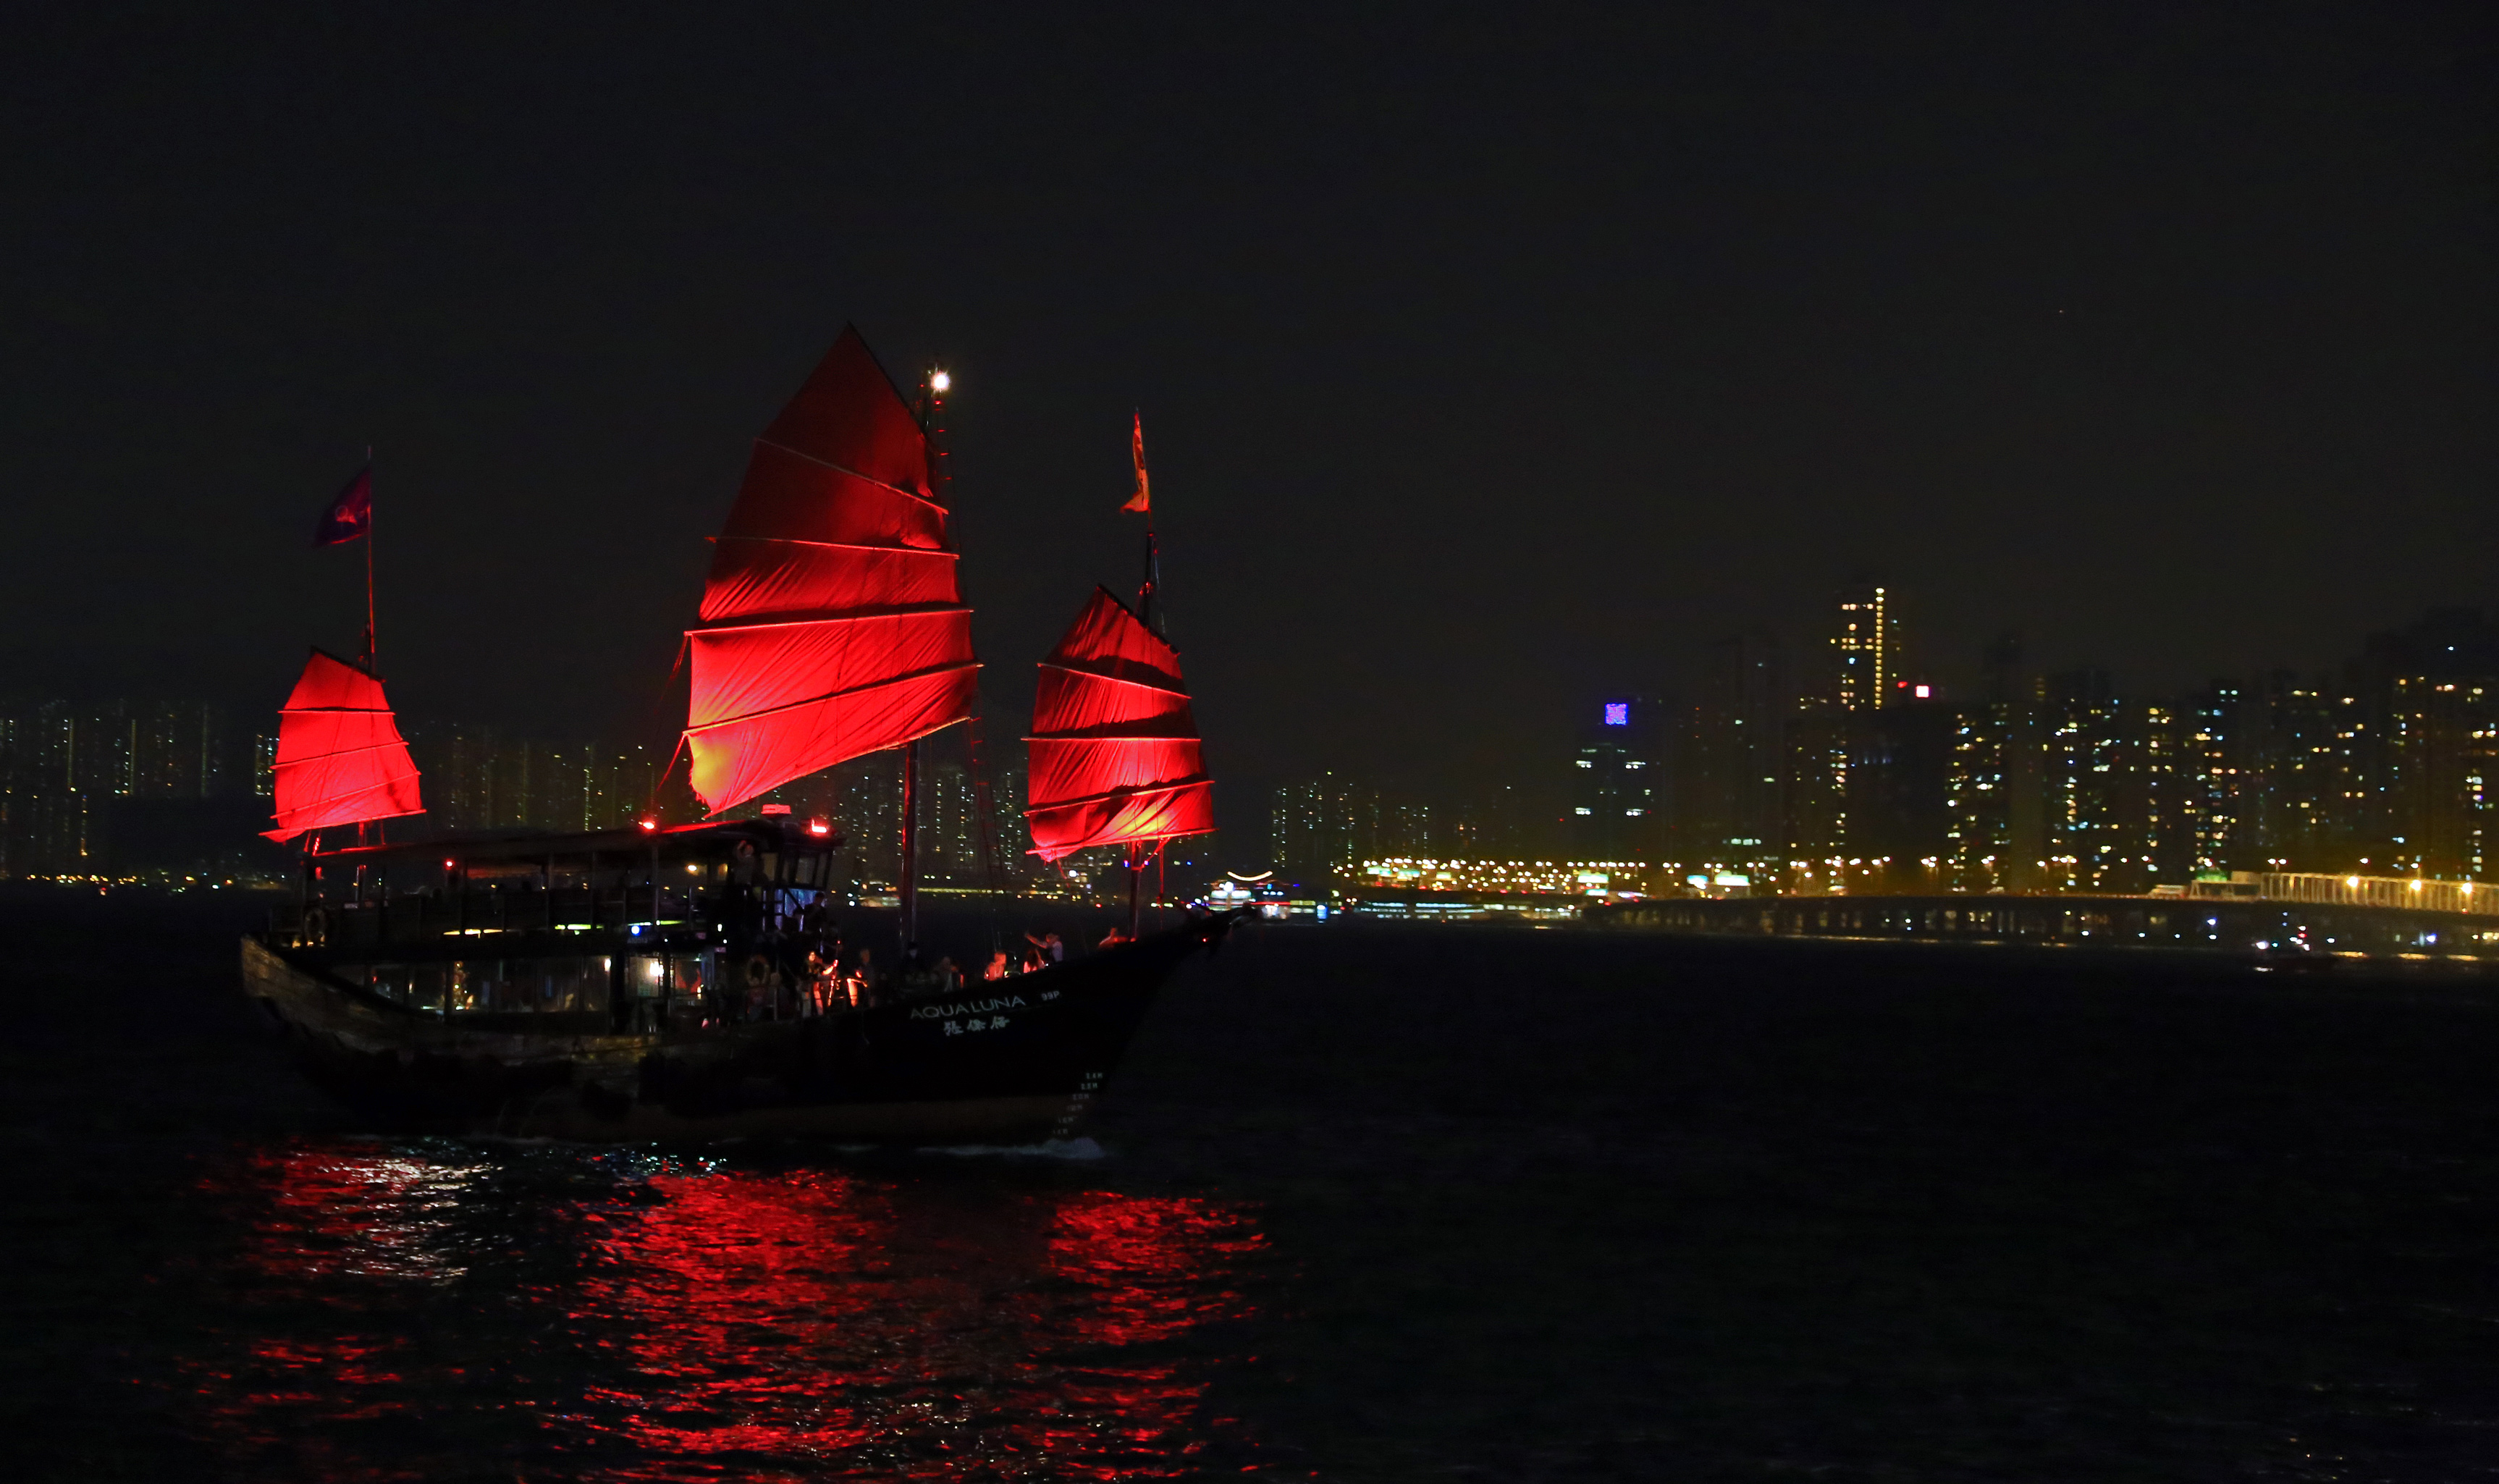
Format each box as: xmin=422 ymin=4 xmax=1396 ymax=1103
xmin=1570 ymin=696 xmax=1664 ymax=858
xmin=1832 ymin=581 xmax=1899 ymax=713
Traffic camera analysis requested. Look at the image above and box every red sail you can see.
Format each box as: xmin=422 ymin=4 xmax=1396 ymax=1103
xmin=685 ymin=326 xmax=979 ymax=812
xmin=262 ymin=648 xmax=424 ymax=842
xmin=1025 ymin=588 xmax=1214 ymax=861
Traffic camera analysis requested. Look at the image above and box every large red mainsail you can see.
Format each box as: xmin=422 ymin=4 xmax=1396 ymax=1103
xmin=685 ymin=327 xmax=979 ymax=812
xmin=262 ymin=648 xmax=424 ymax=842
xmin=1024 ymin=588 xmax=1214 ymax=861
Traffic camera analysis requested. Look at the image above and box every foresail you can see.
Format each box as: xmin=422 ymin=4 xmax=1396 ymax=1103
xmin=264 ymin=648 xmax=425 ymax=841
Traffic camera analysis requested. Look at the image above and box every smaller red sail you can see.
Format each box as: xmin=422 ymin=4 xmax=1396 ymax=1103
xmin=1025 ymin=588 xmax=1213 ymax=862
xmin=263 ymin=649 xmax=425 ymax=842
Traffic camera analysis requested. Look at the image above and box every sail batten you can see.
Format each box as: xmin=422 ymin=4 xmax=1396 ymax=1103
xmin=685 ymin=659 xmax=984 ymax=735
xmin=751 ymin=437 xmax=949 ymax=507
xmin=1024 ymin=587 xmax=1214 ymax=862
xmin=685 ymin=326 xmax=977 ymax=813
xmin=264 ymin=648 xmax=424 ymax=842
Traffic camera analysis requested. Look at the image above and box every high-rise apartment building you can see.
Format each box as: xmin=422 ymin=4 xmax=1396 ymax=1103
xmin=1680 ymin=630 xmax=1784 ymax=872
xmin=1270 ymin=773 xmax=1357 ymax=885
xmin=0 ymin=698 xmax=266 ymax=877
xmin=1569 ymin=696 xmax=1664 ymax=858
xmin=2173 ymin=681 xmax=2241 ymax=877
xmin=1845 ymin=689 xmax=1955 ymax=892
xmin=1832 ymin=581 xmax=1899 ymax=714
xmin=1945 ymin=633 xmax=2044 ymax=892
xmin=2388 ymin=675 xmax=2499 ymax=880
xmin=2042 ymin=668 xmax=2159 ymax=893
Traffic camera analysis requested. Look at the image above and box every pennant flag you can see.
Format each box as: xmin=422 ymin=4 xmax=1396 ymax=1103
xmin=313 ymin=465 xmax=372 ymax=547
xmin=1122 ymin=413 xmax=1150 ymax=514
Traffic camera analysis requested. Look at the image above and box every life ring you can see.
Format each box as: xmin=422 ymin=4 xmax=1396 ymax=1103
xmin=743 ymin=953 xmax=775 ymax=990
xmin=301 ymin=906 xmax=329 ymax=946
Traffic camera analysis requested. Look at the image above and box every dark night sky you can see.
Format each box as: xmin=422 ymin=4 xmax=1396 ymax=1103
xmin=4 ymin=3 xmax=2494 ymax=832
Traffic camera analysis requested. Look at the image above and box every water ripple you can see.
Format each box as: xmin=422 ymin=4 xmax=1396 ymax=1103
xmin=174 ymin=1138 xmax=1270 ymax=1480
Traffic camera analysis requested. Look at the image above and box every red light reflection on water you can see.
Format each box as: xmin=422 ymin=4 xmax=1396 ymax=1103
xmin=183 ymin=1142 xmax=1268 ymax=1480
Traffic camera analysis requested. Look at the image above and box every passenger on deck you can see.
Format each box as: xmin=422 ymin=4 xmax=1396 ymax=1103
xmin=936 ymin=956 xmax=962 ymax=993
xmin=982 ymin=950 xmax=1010 ymax=982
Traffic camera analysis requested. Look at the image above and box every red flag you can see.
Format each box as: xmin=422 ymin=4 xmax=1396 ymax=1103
xmin=312 ymin=465 xmax=371 ymax=547
xmin=1122 ymin=413 xmax=1150 ymax=514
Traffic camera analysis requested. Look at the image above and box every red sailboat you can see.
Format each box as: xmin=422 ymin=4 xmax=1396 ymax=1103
xmin=240 ymin=331 xmax=1243 ymax=1143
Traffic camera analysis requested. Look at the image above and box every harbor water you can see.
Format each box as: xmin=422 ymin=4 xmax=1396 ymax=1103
xmin=4 ymin=886 xmax=2495 ymax=1480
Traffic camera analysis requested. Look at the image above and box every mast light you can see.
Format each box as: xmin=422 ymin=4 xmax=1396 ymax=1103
xmin=930 ymin=369 xmax=951 ymax=393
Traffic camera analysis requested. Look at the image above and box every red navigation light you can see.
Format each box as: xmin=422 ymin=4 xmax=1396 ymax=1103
xmin=442 ymin=859 xmax=455 ymax=869
xmin=806 ymin=817 xmax=831 ymax=837
xmin=638 ymin=816 xmax=659 ymax=834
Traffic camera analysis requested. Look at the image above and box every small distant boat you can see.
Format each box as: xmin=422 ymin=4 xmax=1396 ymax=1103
xmin=241 ymin=330 xmax=1235 ymax=1142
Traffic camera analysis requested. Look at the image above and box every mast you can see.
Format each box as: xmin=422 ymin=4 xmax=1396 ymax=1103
xmin=896 ymin=358 xmax=951 ymax=956
xmin=362 ymin=446 xmax=377 ymax=665
xmin=1129 ymin=411 xmax=1163 ymax=638
xmin=1131 ymin=500 xmax=1152 ymax=930
xmin=1129 ymin=414 xmax=1157 ymax=926
xmin=359 ymin=450 xmax=377 ymax=841
xmin=899 ymin=738 xmax=919 ymax=952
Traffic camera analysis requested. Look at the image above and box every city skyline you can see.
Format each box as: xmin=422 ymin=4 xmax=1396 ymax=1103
xmin=1254 ymin=591 xmax=2499 ymax=894
xmin=4 ymin=7 xmax=2492 ymax=815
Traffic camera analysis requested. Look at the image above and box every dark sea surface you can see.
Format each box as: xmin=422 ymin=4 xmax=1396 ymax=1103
xmin=4 ymin=886 xmax=2497 ymax=1481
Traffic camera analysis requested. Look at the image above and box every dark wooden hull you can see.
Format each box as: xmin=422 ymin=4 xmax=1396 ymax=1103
xmin=239 ymin=918 xmax=1235 ymax=1142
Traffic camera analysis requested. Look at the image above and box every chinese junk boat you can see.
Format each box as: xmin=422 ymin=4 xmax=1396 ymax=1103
xmin=240 ymin=330 xmax=1234 ymax=1142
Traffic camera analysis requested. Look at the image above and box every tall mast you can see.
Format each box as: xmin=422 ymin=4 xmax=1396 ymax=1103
xmin=896 ymin=361 xmax=953 ymax=956
xmin=363 ymin=447 xmax=377 ymax=665
xmin=1130 ymin=412 xmax=1163 ymax=637
xmin=1129 ymin=414 xmax=1158 ymax=929
xmin=898 ymin=738 xmax=919 ymax=951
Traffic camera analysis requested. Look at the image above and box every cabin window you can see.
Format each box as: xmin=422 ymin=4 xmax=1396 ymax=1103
xmin=357 ymin=958 xmax=608 ymax=1015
